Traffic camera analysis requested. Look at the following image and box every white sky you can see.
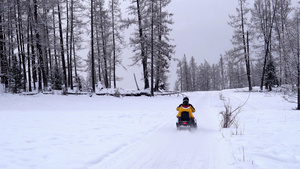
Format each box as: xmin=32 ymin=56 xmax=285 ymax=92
xmin=117 ymin=0 xmax=239 ymax=90
xmin=169 ymin=0 xmax=238 ymax=63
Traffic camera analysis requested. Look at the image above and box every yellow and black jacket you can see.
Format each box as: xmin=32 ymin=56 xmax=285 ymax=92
xmin=176 ymin=104 xmax=195 ymax=118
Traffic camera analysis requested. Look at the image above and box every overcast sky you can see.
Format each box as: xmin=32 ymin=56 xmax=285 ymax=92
xmin=169 ymin=0 xmax=239 ymax=63
xmin=117 ymin=0 xmax=240 ymax=90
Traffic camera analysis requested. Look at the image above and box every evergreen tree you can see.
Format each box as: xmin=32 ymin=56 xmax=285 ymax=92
xmin=219 ymin=55 xmax=226 ymax=89
xmin=52 ymin=64 xmax=63 ymax=90
xmin=152 ymin=0 xmax=175 ymax=92
xmin=125 ymin=0 xmax=174 ymax=90
xmin=202 ymin=60 xmax=212 ymax=91
xmin=8 ymin=55 xmax=24 ymax=93
xmin=182 ymin=55 xmax=190 ymax=91
xmin=189 ymin=56 xmax=197 ymax=91
xmin=264 ymin=58 xmax=278 ymax=91
xmin=174 ymin=59 xmax=182 ymax=91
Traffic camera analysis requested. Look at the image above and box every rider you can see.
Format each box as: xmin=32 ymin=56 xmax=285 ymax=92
xmin=176 ymin=97 xmax=196 ymax=120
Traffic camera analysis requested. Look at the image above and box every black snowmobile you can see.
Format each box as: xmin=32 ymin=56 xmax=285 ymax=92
xmin=176 ymin=111 xmax=197 ymax=130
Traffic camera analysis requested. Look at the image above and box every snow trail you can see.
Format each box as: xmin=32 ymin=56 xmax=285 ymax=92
xmin=89 ymin=91 xmax=232 ymax=169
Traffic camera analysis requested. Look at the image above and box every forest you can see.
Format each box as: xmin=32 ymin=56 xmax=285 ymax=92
xmin=0 ymin=0 xmax=174 ymax=95
xmin=1 ymin=0 xmax=300 ymax=100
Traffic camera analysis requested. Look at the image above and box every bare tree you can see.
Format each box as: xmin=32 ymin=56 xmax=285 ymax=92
xmin=57 ymin=1 xmax=68 ymax=91
xmin=228 ymin=0 xmax=252 ymax=91
xmin=274 ymin=0 xmax=292 ymax=86
xmin=252 ymin=0 xmax=279 ymax=91
xmin=109 ymin=0 xmax=124 ymax=89
xmin=285 ymin=8 xmax=300 ymax=109
xmin=91 ymin=0 xmax=95 ymax=92
xmin=95 ymin=0 xmax=110 ymax=88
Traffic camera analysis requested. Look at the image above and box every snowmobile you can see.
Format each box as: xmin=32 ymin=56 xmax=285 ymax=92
xmin=176 ymin=111 xmax=197 ymax=130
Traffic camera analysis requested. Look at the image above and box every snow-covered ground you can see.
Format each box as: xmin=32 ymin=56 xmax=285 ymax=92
xmin=0 ymin=89 xmax=299 ymax=169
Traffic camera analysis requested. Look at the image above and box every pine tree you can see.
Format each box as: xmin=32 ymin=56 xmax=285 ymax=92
xmin=52 ymin=64 xmax=63 ymax=90
xmin=125 ymin=0 xmax=174 ymax=90
xmin=8 ymin=55 xmax=24 ymax=93
xmin=219 ymin=55 xmax=226 ymax=90
xmin=152 ymin=0 xmax=175 ymax=92
xmin=189 ymin=56 xmax=197 ymax=91
xmin=181 ymin=55 xmax=190 ymax=91
xmin=175 ymin=59 xmax=183 ymax=91
xmin=264 ymin=58 xmax=278 ymax=91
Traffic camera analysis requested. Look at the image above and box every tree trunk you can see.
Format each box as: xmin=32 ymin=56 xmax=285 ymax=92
xmin=69 ymin=0 xmax=74 ymax=90
xmin=30 ymin=11 xmax=37 ymax=90
xmin=150 ymin=0 xmax=154 ymax=96
xmin=155 ymin=0 xmax=162 ymax=92
xmin=42 ymin=8 xmax=49 ymax=90
xmin=66 ymin=0 xmax=70 ymax=88
xmin=136 ymin=0 xmax=149 ymax=89
xmin=99 ymin=4 xmax=109 ymax=88
xmin=246 ymin=31 xmax=252 ymax=91
xmin=297 ymin=16 xmax=300 ymax=110
xmin=240 ymin=0 xmax=252 ymax=91
xmin=52 ymin=7 xmax=58 ymax=66
xmin=34 ymin=0 xmax=45 ymax=92
xmin=298 ymin=50 xmax=300 ymax=109
xmin=27 ymin=9 xmax=32 ymax=92
xmin=16 ymin=0 xmax=27 ymax=91
xmin=260 ymin=1 xmax=277 ymax=91
xmin=58 ymin=2 xmax=68 ymax=90
xmin=0 ymin=14 xmax=8 ymax=87
xmin=72 ymin=38 xmax=78 ymax=81
xmin=96 ymin=26 xmax=102 ymax=83
xmin=111 ymin=0 xmax=116 ymax=88
xmin=91 ymin=0 xmax=95 ymax=92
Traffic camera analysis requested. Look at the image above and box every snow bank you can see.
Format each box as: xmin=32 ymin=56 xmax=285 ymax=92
xmin=220 ymin=90 xmax=300 ymax=168
xmin=0 ymin=89 xmax=299 ymax=169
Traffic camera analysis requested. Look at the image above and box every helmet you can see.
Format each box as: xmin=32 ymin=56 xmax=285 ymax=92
xmin=183 ymin=97 xmax=189 ymax=105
